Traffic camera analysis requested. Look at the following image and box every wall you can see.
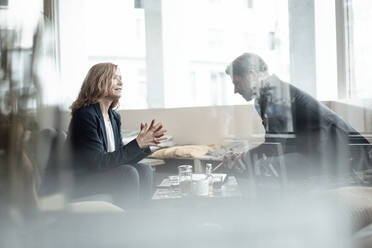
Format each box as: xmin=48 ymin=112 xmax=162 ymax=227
xmin=120 ymin=104 xmax=265 ymax=145
xmin=329 ymin=100 xmax=372 ymax=133
xmin=37 ymin=100 xmax=372 ymax=145
xmin=120 ymin=100 xmax=372 ymax=145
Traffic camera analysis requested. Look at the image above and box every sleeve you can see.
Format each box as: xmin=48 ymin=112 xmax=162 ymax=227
xmin=114 ymin=112 xmax=151 ymax=165
xmin=236 ymin=137 xmax=287 ymax=177
xmin=71 ymin=110 xmax=150 ymax=171
xmin=115 ymin=112 xmax=124 ymax=147
xmin=242 ymin=142 xmax=282 ymax=163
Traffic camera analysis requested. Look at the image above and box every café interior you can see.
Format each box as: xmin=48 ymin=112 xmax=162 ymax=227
xmin=2 ymin=0 xmax=372 ymax=247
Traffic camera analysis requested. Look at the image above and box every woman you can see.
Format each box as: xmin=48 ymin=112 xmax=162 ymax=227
xmin=67 ymin=63 xmax=166 ymax=207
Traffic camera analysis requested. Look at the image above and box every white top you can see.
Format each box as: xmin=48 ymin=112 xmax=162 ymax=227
xmin=104 ymin=119 xmax=115 ymax=152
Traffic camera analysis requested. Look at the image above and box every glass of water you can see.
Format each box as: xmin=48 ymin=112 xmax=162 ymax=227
xmin=178 ymin=165 xmax=192 ymax=196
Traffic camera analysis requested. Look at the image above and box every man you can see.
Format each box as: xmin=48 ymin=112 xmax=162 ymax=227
xmin=224 ymin=53 xmax=371 ymax=179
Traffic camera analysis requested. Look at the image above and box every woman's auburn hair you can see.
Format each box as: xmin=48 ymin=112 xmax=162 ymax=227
xmin=70 ymin=62 xmax=119 ymax=115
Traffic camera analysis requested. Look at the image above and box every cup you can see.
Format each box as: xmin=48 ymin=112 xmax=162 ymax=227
xmin=178 ymin=165 xmax=192 ymax=196
xmin=192 ymin=174 xmax=209 ymax=196
xmin=213 ymin=175 xmax=224 ymax=191
xmin=168 ymin=175 xmax=179 ymax=196
xmin=168 ymin=175 xmax=179 ymax=188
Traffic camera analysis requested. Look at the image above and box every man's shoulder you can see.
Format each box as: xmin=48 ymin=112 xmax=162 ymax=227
xmin=287 ymin=82 xmax=319 ymax=105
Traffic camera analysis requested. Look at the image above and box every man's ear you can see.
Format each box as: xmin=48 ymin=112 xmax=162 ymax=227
xmin=235 ymin=75 xmax=242 ymax=81
xmin=247 ymin=70 xmax=257 ymax=80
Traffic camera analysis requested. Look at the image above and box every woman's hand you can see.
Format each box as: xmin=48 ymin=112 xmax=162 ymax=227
xmin=136 ymin=119 xmax=167 ymax=149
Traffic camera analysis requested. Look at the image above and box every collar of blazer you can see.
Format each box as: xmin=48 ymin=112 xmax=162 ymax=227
xmin=92 ymin=102 xmax=119 ymax=151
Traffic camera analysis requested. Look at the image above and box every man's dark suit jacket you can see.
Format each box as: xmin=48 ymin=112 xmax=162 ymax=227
xmin=244 ymin=75 xmax=371 ymax=173
xmin=66 ymin=103 xmax=150 ymax=176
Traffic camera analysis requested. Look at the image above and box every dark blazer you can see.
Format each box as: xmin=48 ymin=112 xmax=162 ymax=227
xmin=66 ymin=103 xmax=150 ymax=176
xmin=246 ymin=75 xmax=371 ymax=171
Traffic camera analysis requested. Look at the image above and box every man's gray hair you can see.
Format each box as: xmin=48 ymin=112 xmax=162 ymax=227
xmin=225 ymin=53 xmax=268 ymax=77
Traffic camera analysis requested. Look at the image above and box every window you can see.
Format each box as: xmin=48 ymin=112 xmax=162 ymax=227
xmin=58 ymin=0 xmax=289 ymax=109
xmin=209 ymin=0 xmax=222 ymax=4
xmin=134 ymin=0 xmax=143 ymax=9
xmin=0 ymin=0 xmax=8 ymax=8
xmin=160 ymin=0 xmax=289 ymax=108
xmin=315 ymin=0 xmax=337 ymax=100
xmin=207 ymin=29 xmax=223 ymax=49
xmin=348 ymin=0 xmax=372 ymax=99
xmin=247 ymin=0 xmax=254 ymax=9
xmin=59 ymin=0 xmax=147 ymax=109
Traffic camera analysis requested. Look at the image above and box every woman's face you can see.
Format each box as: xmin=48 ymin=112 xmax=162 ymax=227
xmin=108 ymin=68 xmax=123 ymax=99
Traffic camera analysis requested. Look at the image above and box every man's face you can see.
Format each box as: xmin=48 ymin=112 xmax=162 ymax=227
xmin=108 ymin=68 xmax=123 ymax=99
xmin=231 ymin=74 xmax=254 ymax=101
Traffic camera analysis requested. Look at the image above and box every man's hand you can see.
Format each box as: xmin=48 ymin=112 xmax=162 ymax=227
xmin=223 ymin=152 xmax=243 ymax=170
xmin=136 ymin=119 xmax=167 ymax=149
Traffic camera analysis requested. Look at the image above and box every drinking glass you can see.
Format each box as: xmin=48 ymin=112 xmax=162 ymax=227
xmin=178 ymin=165 xmax=192 ymax=196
